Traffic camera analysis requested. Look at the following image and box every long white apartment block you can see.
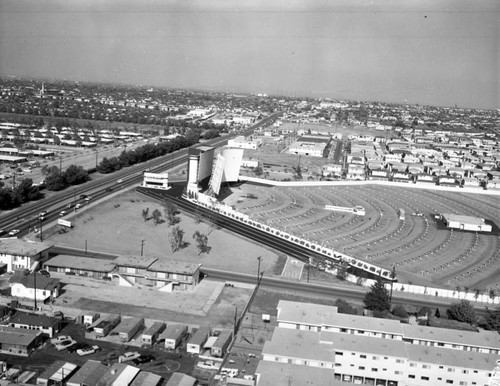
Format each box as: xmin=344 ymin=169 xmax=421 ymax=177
xmin=256 ymin=300 xmax=500 ymax=386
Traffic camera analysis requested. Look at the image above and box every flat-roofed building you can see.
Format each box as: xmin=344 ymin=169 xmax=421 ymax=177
xmin=186 ymin=326 xmax=210 ymax=354
xmin=0 ymin=326 xmax=42 ymax=357
xmin=142 ymin=172 xmax=170 ymax=190
xmin=91 ymin=314 xmax=121 ymax=337
xmin=211 ymin=330 xmax=233 ymax=358
xmin=67 ymin=360 xmax=108 ymax=386
xmin=44 ymin=254 xmax=115 ymax=279
xmin=440 ymin=214 xmax=492 ymax=233
xmin=255 ymin=361 xmax=343 ymax=386
xmin=142 ymin=321 xmax=166 ymax=346
xmin=289 ymin=141 xmax=327 ymax=157
xmin=160 ymin=324 xmax=188 ymax=350
xmin=111 ymin=317 xmax=144 ymax=342
xmin=113 ymin=255 xmax=201 ymax=292
xmin=0 ymin=239 xmax=52 ymax=272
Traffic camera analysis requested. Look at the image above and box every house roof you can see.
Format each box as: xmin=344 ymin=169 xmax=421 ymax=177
xmin=99 ymin=363 xmax=140 ymax=385
xmin=0 ymin=239 xmax=52 ymax=257
xmin=277 ymin=300 xmax=339 ymax=328
xmin=66 ymin=360 xmax=108 ymax=386
xmin=112 ymin=317 xmax=144 ymax=334
xmin=44 ymin=254 xmax=116 ymax=272
xmin=165 ymin=372 xmax=197 ymax=386
xmin=10 ymin=310 xmax=61 ymax=328
xmin=160 ymin=324 xmax=187 ymax=340
xmin=10 ymin=273 xmax=60 ymax=291
xmin=0 ymin=326 xmax=41 ymax=346
xmin=129 ymin=371 xmax=163 ymax=386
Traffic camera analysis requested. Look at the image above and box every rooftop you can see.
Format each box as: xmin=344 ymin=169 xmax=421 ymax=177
xmin=129 ymin=371 xmax=163 ymax=386
xmin=0 ymin=326 xmax=41 ymax=346
xmin=0 ymin=239 xmax=53 ymax=257
xmin=113 ymin=255 xmax=158 ymax=269
xmin=262 ymin=328 xmax=335 ymax=363
xmin=66 ymin=360 xmax=108 ymax=386
xmin=255 ymin=361 xmax=343 ymax=386
xmin=277 ymin=300 xmax=339 ymax=328
xmin=441 ymin=214 xmax=487 ymax=225
xmin=402 ymin=324 xmax=500 ymax=350
xmin=10 ymin=310 xmax=61 ymax=328
xmin=45 ymin=254 xmax=116 ymax=272
xmin=148 ymin=259 xmax=200 ymax=275
xmin=9 ymin=273 xmax=60 ymax=291
xmin=406 ymin=343 xmax=500 ymax=371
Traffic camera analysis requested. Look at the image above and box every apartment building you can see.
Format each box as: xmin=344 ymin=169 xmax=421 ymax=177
xmin=257 ymin=300 xmax=500 ymax=386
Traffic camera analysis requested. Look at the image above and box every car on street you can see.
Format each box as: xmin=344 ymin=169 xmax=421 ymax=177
xmin=65 ymin=203 xmax=74 ymax=209
xmin=67 ymin=342 xmax=87 ymax=354
xmin=117 ymin=179 xmax=123 ymax=184
xmin=0 ymin=229 xmax=6 ymax=236
xmin=59 ymin=210 xmax=67 ymax=216
xmin=39 ymin=210 xmax=48 ymax=217
xmin=118 ymin=352 xmax=141 ymax=363
xmin=8 ymin=229 xmax=20 ymax=236
xmin=79 ymin=194 xmax=87 ymax=199
xmin=75 ymin=203 xmax=84 ymax=209
xmin=51 ymin=335 xmax=72 ymax=344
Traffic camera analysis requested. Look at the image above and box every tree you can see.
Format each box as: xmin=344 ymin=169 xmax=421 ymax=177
xmin=151 ymin=209 xmax=162 ymax=225
xmin=63 ymin=164 xmax=89 ymax=185
xmin=446 ymin=300 xmax=477 ymax=325
xmin=142 ymin=208 xmax=149 ymax=222
xmin=334 ymin=299 xmax=358 ymax=315
xmin=253 ymin=165 xmax=263 ymax=177
xmin=392 ymin=304 xmax=408 ymax=318
xmin=193 ymin=230 xmax=210 ymax=255
xmin=418 ymin=306 xmax=432 ymax=318
xmin=169 ymin=226 xmax=185 ymax=253
xmin=45 ymin=171 xmax=67 ymax=191
xmin=163 ymin=200 xmax=180 ymax=226
xmin=480 ymin=307 xmax=500 ymax=332
xmin=363 ymin=278 xmax=391 ymax=313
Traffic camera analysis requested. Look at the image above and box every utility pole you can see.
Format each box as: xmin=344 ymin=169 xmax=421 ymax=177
xmin=141 ymin=240 xmax=145 ymax=256
xmin=390 ymin=264 xmax=396 ymax=304
xmin=257 ymin=256 xmax=262 ymax=285
xmin=39 ymin=218 xmax=43 ymax=242
xmin=73 ymin=188 xmax=76 ymax=212
xmin=33 ymin=270 xmax=37 ymax=310
xmin=59 ymin=155 xmax=62 ymax=173
xmin=95 ymin=148 xmax=98 ymax=169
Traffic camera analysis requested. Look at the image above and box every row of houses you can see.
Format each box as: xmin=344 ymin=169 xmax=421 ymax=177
xmin=255 ymin=300 xmax=500 ymax=386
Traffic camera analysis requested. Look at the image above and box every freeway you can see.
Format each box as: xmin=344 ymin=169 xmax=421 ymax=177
xmin=0 ymin=112 xmax=281 ymax=236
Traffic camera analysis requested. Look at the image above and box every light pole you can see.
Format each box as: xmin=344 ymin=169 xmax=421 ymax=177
xmin=141 ymin=240 xmax=145 ymax=256
xmin=95 ymin=148 xmax=98 ymax=169
xmin=257 ymin=256 xmax=262 ymax=285
xmin=39 ymin=218 xmax=43 ymax=242
xmin=59 ymin=155 xmax=62 ymax=173
xmin=73 ymin=188 xmax=76 ymax=212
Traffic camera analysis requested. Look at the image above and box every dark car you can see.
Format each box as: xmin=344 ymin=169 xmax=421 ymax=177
xmin=79 ymin=194 xmax=88 ymax=199
xmin=39 ymin=269 xmax=50 ymax=277
xmin=132 ymin=354 xmax=156 ymax=365
xmin=67 ymin=342 xmax=87 ymax=354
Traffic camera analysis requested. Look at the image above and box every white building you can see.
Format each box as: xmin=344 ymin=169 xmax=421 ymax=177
xmin=289 ymin=141 xmax=327 ymax=157
xmin=257 ymin=300 xmax=500 ymax=386
xmin=0 ymin=239 xmax=53 ymax=272
xmin=142 ymin=172 xmax=170 ymax=190
xmin=227 ymin=136 xmax=261 ymax=150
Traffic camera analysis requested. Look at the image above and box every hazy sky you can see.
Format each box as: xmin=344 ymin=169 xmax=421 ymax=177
xmin=1 ymin=0 xmax=499 ymax=109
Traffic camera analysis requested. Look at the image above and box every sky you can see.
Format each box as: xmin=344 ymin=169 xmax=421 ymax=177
xmin=0 ymin=0 xmax=499 ymax=110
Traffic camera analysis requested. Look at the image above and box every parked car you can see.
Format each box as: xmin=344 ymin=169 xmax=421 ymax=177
xmin=77 ymin=345 xmax=100 ymax=356
xmin=118 ymin=352 xmax=141 ymax=363
xmin=132 ymin=354 xmax=155 ymax=365
xmin=51 ymin=335 xmax=72 ymax=344
xmin=67 ymin=342 xmax=87 ymax=353
xmin=8 ymin=229 xmax=20 ymax=236
xmin=55 ymin=339 xmax=77 ymax=351
xmin=39 ymin=269 xmax=50 ymax=278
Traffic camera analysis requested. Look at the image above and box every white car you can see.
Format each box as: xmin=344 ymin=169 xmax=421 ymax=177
xmin=118 ymin=351 xmax=141 ymax=363
xmin=59 ymin=210 xmax=68 ymax=216
xmin=77 ymin=345 xmax=100 ymax=356
xmin=8 ymin=229 xmax=20 ymax=236
xmin=55 ymin=339 xmax=77 ymax=351
xmin=51 ymin=335 xmax=72 ymax=344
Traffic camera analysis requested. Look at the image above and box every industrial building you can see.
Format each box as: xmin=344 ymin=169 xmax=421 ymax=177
xmin=142 ymin=172 xmax=170 ymax=190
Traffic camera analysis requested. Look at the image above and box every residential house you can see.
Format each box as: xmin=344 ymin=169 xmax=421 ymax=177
xmin=0 ymin=239 xmax=52 ymax=272
xmin=9 ymin=310 xmax=62 ymax=338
